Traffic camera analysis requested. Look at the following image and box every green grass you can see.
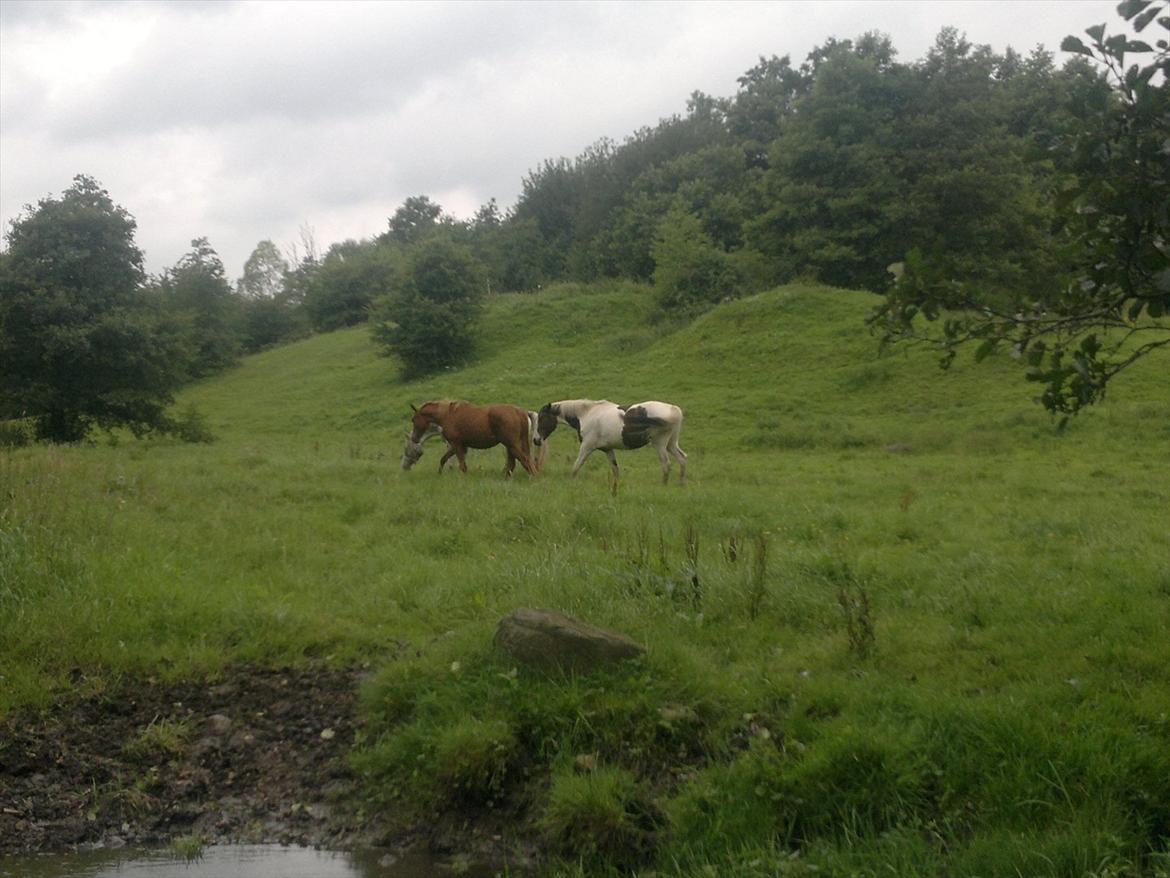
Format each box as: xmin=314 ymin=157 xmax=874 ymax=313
xmin=2 ymin=281 xmax=1168 ymax=875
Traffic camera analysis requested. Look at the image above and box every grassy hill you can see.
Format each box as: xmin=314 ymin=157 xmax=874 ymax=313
xmin=3 ymin=282 xmax=1168 ymax=875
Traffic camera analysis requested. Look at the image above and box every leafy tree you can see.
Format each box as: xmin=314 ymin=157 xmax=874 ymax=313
xmin=303 ymin=239 xmax=397 ymax=331
xmin=157 ymin=237 xmax=242 ymax=378
xmin=726 ymin=54 xmax=809 ymax=167
xmin=746 ymin=42 xmax=907 ymax=289
xmin=494 ymin=218 xmax=547 ymax=292
xmin=235 ymin=239 xmax=305 ymax=351
xmin=370 ymin=239 xmax=485 ymax=377
xmin=0 ymin=175 xmax=184 ymax=441
xmin=511 ymin=157 xmax=584 ymax=281
xmin=384 ymin=195 xmax=444 ymax=245
xmin=892 ymin=29 xmax=1063 ymax=306
xmin=651 ymin=205 xmax=742 ymax=312
xmin=872 ymin=1 xmax=1169 ymax=421
xmin=237 ymin=239 xmax=288 ymax=299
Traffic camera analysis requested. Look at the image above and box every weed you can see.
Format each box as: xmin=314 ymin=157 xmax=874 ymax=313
xmin=748 ymin=532 xmax=768 ymax=620
xmin=724 ymin=533 xmax=740 ymax=564
xmin=837 ymin=584 xmax=875 ymax=659
xmin=684 ymin=522 xmax=701 ymax=609
xmin=433 ymin=717 xmax=516 ymax=806
xmin=123 ymin=716 xmax=190 ymax=762
xmin=540 ymin=764 xmax=658 ymax=867
xmin=169 ymin=834 xmax=205 ymax=861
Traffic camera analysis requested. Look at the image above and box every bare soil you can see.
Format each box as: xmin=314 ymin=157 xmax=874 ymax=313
xmin=0 ymin=664 xmax=377 ymax=855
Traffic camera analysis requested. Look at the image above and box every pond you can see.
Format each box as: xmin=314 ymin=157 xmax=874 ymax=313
xmin=0 ymin=844 xmax=507 ymax=878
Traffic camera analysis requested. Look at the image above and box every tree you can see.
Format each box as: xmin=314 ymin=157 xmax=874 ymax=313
xmin=303 ymin=239 xmax=398 ymax=331
xmin=871 ymin=1 xmax=1169 ymax=421
xmin=651 ymin=205 xmax=742 ymax=312
xmin=0 ymin=175 xmax=185 ymax=441
xmin=235 ymin=239 xmax=304 ymax=351
xmin=157 ymin=237 xmax=242 ymax=378
xmin=384 ymin=195 xmax=444 ymax=245
xmin=237 ymin=239 xmax=288 ymax=299
xmin=746 ymin=42 xmax=907 ymax=289
xmin=370 ymin=239 xmax=485 ymax=376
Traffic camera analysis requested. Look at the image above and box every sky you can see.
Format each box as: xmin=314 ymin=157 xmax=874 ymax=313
xmin=0 ymin=0 xmax=1120 ymax=281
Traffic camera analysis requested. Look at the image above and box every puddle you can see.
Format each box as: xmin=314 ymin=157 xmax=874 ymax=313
xmin=0 ymin=844 xmax=506 ymax=878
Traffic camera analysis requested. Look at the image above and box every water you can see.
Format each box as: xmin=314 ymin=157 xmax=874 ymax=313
xmin=0 ymin=844 xmax=507 ymax=878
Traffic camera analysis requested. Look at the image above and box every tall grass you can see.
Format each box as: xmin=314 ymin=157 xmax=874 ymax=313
xmin=2 ymin=282 xmax=1168 ymax=874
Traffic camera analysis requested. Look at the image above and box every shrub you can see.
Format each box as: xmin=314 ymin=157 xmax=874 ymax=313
xmin=540 ymin=764 xmax=657 ymax=867
xmin=432 ymin=717 xmax=516 ymax=806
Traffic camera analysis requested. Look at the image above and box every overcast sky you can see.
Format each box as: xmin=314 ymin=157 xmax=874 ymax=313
xmin=1 ymin=0 xmax=1119 ymax=281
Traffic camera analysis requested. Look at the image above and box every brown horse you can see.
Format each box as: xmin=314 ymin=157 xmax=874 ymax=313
xmin=402 ymin=399 xmax=539 ymax=477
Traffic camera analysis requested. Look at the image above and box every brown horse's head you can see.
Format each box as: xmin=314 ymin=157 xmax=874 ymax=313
xmin=402 ymin=403 xmax=444 ymax=470
xmin=401 ymin=432 xmax=425 ymax=470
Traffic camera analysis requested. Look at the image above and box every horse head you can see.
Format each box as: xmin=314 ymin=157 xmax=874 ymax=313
xmin=404 ymin=402 xmax=445 ymax=470
xmin=400 ymin=432 xmax=425 ymax=470
xmin=533 ymin=403 xmax=560 ymax=447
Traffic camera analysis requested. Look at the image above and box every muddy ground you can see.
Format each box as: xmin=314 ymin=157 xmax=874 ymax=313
xmin=0 ymin=663 xmax=519 ymax=862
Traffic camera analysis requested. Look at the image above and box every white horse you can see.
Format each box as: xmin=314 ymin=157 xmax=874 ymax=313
xmin=534 ymin=399 xmax=687 ymax=486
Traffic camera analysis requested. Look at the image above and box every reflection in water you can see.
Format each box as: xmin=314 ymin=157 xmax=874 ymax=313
xmin=0 ymin=844 xmax=505 ymax=878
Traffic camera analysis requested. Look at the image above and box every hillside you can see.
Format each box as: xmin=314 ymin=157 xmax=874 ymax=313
xmin=182 ymin=280 xmax=1166 ymax=455
xmin=3 ymin=282 xmax=1168 ymax=875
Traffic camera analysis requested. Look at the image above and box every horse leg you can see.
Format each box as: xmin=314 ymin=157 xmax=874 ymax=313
xmin=570 ymin=442 xmax=596 ymax=478
xmin=605 ymin=449 xmax=620 ymax=495
xmin=654 ymin=436 xmax=671 ymax=484
xmin=454 ymin=444 xmax=469 ymax=473
xmin=509 ymin=440 xmax=538 ymax=476
xmin=504 ymin=448 xmax=516 ymax=479
xmin=669 ymin=430 xmax=688 ymax=485
xmin=438 ymin=444 xmax=456 ymax=473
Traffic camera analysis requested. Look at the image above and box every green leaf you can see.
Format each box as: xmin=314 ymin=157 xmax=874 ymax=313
xmin=1085 ymin=23 xmax=1107 ymax=43
xmin=1061 ymin=35 xmax=1093 ymax=56
xmin=974 ymin=339 xmax=998 ymax=363
xmin=1133 ymin=5 xmax=1159 ymax=31
xmin=1117 ymin=0 xmax=1151 ymax=20
xmin=1125 ymin=40 xmax=1153 ymax=52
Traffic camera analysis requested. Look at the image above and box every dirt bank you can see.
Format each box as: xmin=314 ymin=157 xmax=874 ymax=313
xmin=0 ymin=664 xmax=375 ymax=855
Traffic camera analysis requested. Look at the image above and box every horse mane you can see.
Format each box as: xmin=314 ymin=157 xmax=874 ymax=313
xmin=422 ymin=399 xmax=465 ymax=420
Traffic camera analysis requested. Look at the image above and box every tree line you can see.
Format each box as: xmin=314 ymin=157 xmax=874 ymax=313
xmin=2 ymin=2 xmax=1166 ymax=442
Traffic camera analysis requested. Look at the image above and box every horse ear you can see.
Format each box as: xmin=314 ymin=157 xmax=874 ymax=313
xmin=410 ymin=403 xmax=418 ymax=413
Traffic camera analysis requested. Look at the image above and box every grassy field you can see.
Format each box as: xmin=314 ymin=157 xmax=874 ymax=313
xmin=2 ymin=281 xmax=1168 ymax=875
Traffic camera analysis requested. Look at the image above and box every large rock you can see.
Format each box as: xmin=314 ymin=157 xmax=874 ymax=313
xmin=494 ymin=608 xmax=645 ymax=673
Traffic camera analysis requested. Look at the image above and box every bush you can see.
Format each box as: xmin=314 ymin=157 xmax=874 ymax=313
xmin=651 ymin=205 xmax=744 ymax=312
xmin=433 ymin=717 xmax=516 ymax=805
xmin=370 ymin=239 xmax=486 ymax=377
xmin=540 ymin=764 xmax=657 ymax=867
xmin=0 ymin=419 xmax=33 ymax=448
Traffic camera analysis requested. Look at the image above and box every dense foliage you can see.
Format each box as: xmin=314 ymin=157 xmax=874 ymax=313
xmin=0 ymin=176 xmax=185 ymax=442
xmin=872 ymin=0 xmax=1170 ymax=421
xmin=369 ymin=238 xmax=485 ymax=377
